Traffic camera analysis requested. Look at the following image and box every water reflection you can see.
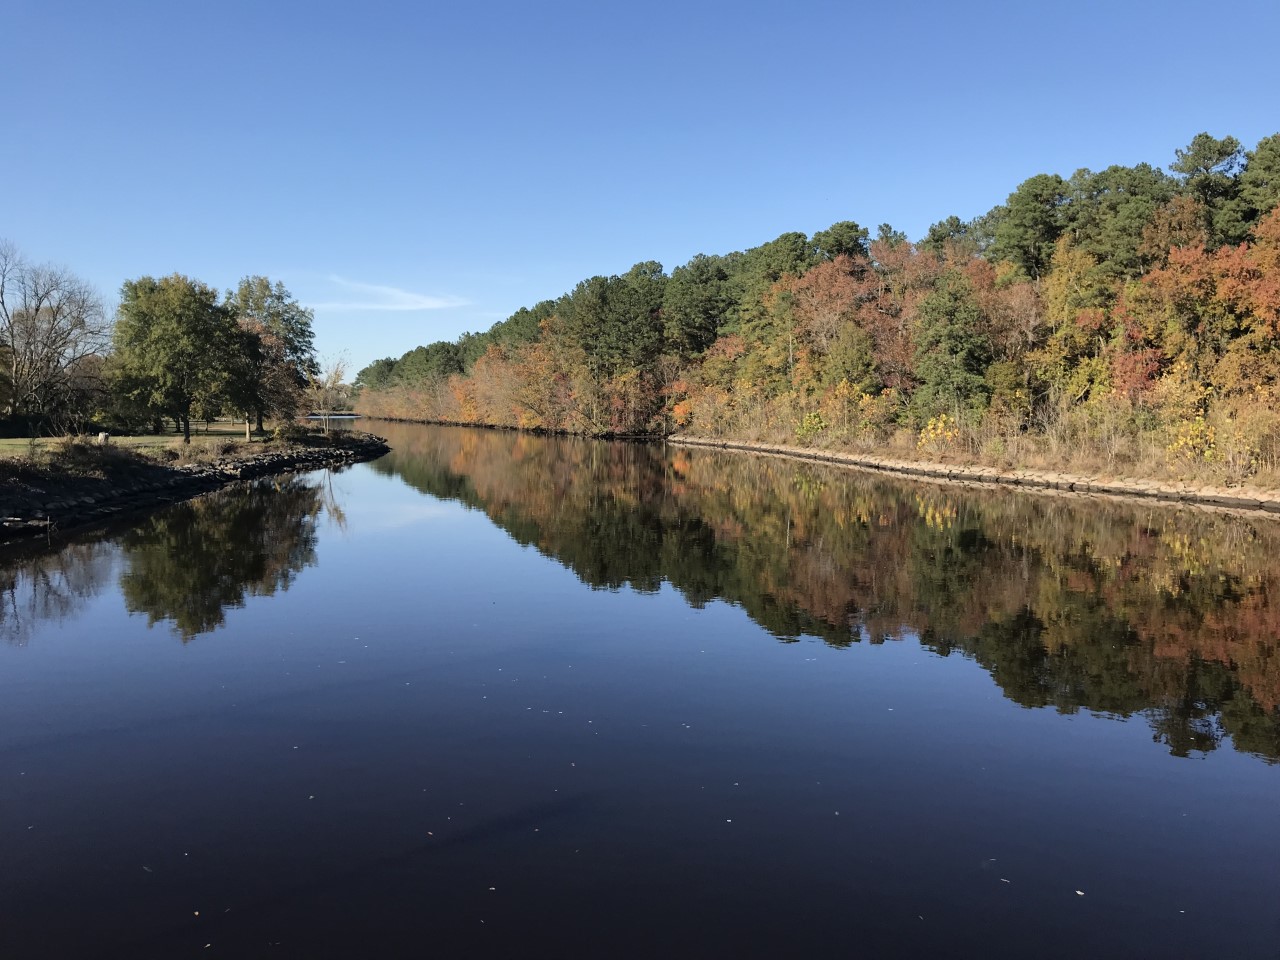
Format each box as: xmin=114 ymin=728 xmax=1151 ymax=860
xmin=370 ymin=422 xmax=1280 ymax=761
xmin=0 ymin=474 xmax=334 ymax=643
xmin=119 ymin=475 xmax=330 ymax=638
xmin=0 ymin=542 xmax=118 ymax=646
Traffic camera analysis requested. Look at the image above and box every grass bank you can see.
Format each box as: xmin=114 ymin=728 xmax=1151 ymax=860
xmin=0 ymin=427 xmax=389 ymax=546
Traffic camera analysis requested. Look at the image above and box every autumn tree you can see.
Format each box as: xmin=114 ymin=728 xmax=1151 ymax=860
xmin=1138 ymin=195 xmax=1209 ymax=266
xmin=349 ymin=129 xmax=1280 ymax=464
xmin=225 ymin=277 xmax=318 ymax=430
xmin=859 ymin=236 xmax=942 ymax=393
xmin=785 ymin=255 xmax=871 ymax=355
xmin=963 ymin=256 xmax=1044 ymax=361
xmin=1139 ymin=205 xmax=1280 ymax=400
xmin=509 ymin=315 xmax=589 ymax=431
xmin=1031 ymin=237 xmax=1115 ymax=405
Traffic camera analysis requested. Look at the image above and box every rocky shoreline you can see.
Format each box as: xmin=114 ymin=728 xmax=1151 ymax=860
xmin=669 ymin=435 xmax=1280 ymax=518
xmin=0 ymin=432 xmax=390 ymax=547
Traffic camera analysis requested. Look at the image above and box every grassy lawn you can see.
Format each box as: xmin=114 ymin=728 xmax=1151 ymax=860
xmin=0 ymin=420 xmax=372 ymax=485
xmin=0 ymin=423 xmax=268 ymax=459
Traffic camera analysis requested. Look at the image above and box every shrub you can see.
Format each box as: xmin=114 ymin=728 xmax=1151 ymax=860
xmin=272 ymin=422 xmax=312 ymax=444
xmin=917 ymin=413 xmax=960 ymax=453
xmin=796 ymin=411 xmax=827 ymax=443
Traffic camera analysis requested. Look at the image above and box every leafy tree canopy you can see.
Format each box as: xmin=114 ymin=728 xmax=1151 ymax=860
xmin=226 ymin=276 xmax=317 ymax=376
xmin=113 ymin=274 xmax=239 ymax=442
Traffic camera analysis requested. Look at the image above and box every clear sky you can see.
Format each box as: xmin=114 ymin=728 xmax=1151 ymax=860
xmin=7 ymin=0 xmax=1279 ymax=374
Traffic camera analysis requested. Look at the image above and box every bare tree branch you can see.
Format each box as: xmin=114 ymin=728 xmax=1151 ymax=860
xmin=0 ymin=240 xmax=110 ymax=425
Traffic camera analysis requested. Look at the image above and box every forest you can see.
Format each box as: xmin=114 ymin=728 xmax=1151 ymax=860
xmin=356 ymin=132 xmax=1280 ymax=483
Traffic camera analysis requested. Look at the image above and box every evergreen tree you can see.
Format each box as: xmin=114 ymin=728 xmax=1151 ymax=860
xmin=910 ymin=271 xmax=992 ymax=422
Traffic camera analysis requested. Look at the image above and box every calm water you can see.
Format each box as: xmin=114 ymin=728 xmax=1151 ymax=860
xmin=2 ymin=422 xmax=1278 ymax=959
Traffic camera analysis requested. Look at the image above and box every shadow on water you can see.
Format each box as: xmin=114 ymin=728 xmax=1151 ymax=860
xmin=369 ymin=421 xmax=1280 ymax=761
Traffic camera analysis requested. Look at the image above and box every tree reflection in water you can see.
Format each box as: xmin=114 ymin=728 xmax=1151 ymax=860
xmin=118 ymin=475 xmax=328 ymax=639
xmin=4 ymin=425 xmax=1277 ymax=762
xmin=0 ymin=542 xmax=118 ymax=647
xmin=371 ymin=422 xmax=1280 ymax=761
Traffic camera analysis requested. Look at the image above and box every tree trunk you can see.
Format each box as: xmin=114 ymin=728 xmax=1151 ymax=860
xmin=182 ymin=416 xmax=191 ymax=444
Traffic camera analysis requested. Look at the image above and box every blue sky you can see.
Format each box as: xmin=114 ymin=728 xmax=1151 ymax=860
xmin=7 ymin=0 xmax=1279 ymax=374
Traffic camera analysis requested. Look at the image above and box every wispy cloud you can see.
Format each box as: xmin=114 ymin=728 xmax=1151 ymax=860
xmin=309 ymin=276 xmax=469 ymax=312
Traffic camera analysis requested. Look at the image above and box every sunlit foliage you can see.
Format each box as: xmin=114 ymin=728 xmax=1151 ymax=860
xmin=356 ymin=132 xmax=1280 ymax=482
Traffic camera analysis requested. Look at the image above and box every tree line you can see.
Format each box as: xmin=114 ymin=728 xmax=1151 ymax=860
xmin=0 ymin=252 xmax=323 ymax=441
xmin=356 ymin=131 xmax=1280 ymax=481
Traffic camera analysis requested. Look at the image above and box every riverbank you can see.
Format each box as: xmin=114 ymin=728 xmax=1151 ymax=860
xmin=669 ymin=434 xmax=1280 ymax=517
xmin=0 ymin=431 xmax=389 ymax=546
xmin=362 ymin=416 xmax=1280 ymax=516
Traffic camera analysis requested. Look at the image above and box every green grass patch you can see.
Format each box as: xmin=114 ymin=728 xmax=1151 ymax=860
xmin=0 ymin=422 xmax=269 ymax=458
xmin=0 ymin=423 xmax=285 ymax=480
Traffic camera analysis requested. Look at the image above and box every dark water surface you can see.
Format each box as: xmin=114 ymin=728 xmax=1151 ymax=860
xmin=2 ymin=422 xmax=1278 ymax=959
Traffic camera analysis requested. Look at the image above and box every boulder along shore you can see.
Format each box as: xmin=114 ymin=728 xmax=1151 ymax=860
xmin=0 ymin=432 xmax=390 ymax=547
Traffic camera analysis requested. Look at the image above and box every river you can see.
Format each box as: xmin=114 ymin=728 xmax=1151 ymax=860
xmin=1 ymin=421 xmax=1277 ymax=958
